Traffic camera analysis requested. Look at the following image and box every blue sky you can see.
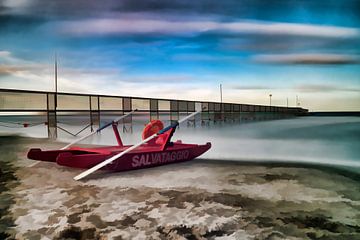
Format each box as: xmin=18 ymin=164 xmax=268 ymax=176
xmin=0 ymin=0 xmax=359 ymax=111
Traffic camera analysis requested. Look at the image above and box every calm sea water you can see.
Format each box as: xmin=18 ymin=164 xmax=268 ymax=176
xmin=0 ymin=115 xmax=359 ymax=171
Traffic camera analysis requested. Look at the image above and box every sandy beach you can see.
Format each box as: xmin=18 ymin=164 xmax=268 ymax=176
xmin=0 ymin=135 xmax=359 ymax=239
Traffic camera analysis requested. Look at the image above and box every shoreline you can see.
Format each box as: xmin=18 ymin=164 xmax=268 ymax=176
xmin=15 ymin=134 xmax=360 ymax=178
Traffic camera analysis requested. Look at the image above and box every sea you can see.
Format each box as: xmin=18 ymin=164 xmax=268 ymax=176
xmin=1 ymin=114 xmax=359 ymax=172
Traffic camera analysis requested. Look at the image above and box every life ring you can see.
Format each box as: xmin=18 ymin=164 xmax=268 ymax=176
xmin=142 ymin=120 xmax=164 ymax=140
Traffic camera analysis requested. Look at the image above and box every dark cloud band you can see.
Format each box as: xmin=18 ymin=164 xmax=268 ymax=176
xmin=253 ymin=54 xmax=360 ymax=65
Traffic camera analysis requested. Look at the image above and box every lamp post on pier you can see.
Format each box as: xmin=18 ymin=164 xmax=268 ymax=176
xmin=220 ymin=84 xmax=223 ymax=104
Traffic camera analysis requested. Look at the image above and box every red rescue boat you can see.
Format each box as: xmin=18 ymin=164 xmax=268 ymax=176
xmin=27 ymin=111 xmax=211 ymax=175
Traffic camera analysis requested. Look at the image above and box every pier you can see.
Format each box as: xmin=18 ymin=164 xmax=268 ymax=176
xmin=0 ymin=88 xmax=308 ymax=138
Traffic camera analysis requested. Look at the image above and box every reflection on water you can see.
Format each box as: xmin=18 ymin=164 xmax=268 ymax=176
xmin=176 ymin=117 xmax=360 ymax=170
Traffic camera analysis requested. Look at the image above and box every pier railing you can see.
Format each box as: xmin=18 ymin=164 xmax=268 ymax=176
xmin=0 ymin=88 xmax=308 ymax=138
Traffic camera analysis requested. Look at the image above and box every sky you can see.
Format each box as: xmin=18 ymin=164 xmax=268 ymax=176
xmin=0 ymin=0 xmax=359 ymax=111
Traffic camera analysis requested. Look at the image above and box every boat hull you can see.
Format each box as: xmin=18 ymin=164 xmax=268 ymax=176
xmin=28 ymin=142 xmax=211 ymax=172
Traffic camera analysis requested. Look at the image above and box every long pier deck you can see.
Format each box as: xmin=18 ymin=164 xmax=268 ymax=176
xmin=0 ymin=88 xmax=308 ymax=138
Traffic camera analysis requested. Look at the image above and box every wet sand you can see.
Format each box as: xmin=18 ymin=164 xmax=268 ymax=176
xmin=1 ymin=136 xmax=360 ymax=239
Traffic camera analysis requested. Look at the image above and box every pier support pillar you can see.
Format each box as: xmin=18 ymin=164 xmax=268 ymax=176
xmin=122 ymin=97 xmax=133 ymax=133
xmin=170 ymin=100 xmax=179 ymax=124
xmin=47 ymin=93 xmax=57 ymax=139
xmin=150 ymin=99 xmax=159 ymax=120
xmin=89 ymin=96 xmax=100 ymax=132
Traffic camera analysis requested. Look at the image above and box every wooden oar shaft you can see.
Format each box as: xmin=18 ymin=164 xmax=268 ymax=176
xmin=61 ymin=110 xmax=136 ymax=150
xmin=73 ymin=110 xmax=201 ymax=181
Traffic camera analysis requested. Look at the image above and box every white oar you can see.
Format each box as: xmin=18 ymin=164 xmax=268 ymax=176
xmin=74 ymin=110 xmax=201 ymax=181
xmin=61 ymin=110 xmax=137 ymax=150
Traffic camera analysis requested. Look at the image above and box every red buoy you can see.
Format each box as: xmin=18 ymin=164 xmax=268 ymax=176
xmin=142 ymin=120 xmax=164 ymax=139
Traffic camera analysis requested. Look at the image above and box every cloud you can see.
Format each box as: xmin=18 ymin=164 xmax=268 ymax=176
xmin=228 ymin=83 xmax=360 ymax=93
xmin=0 ymin=51 xmax=11 ymax=58
xmin=2 ymin=0 xmax=32 ymax=8
xmin=222 ymin=33 xmax=360 ymax=54
xmin=295 ymin=84 xmax=360 ymax=93
xmin=116 ymin=74 xmax=194 ymax=83
xmin=172 ymin=54 xmax=239 ymax=62
xmin=222 ymin=21 xmax=360 ymax=38
xmin=59 ymin=68 xmax=120 ymax=78
xmin=0 ymin=51 xmax=53 ymax=78
xmin=57 ymin=18 xmax=216 ymax=36
xmin=0 ymin=51 xmax=46 ymax=75
xmin=0 ymin=50 xmax=31 ymax=65
xmin=3 ymin=0 xmax=360 ymax=25
xmin=56 ymin=17 xmax=360 ymax=39
xmin=0 ymin=65 xmax=30 ymax=75
xmin=231 ymin=85 xmax=269 ymax=90
xmin=253 ymin=53 xmax=360 ymax=65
